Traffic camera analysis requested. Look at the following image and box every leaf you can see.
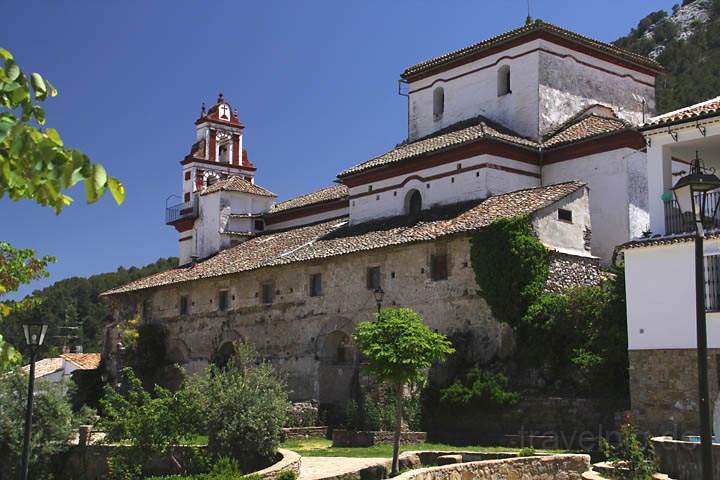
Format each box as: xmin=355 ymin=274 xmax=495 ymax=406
xmin=0 ymin=48 xmax=13 ymax=60
xmin=4 ymin=60 xmax=19 ymax=82
xmin=31 ymin=72 xmax=47 ymax=99
xmin=46 ymin=128 xmax=63 ymax=146
xmin=92 ymin=163 xmax=107 ymax=190
xmin=107 ymin=176 xmax=126 ymax=205
xmin=45 ymin=79 xmax=57 ymax=97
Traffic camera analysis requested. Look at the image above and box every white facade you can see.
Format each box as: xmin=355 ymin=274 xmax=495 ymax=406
xmin=406 ymin=38 xmax=655 ymax=142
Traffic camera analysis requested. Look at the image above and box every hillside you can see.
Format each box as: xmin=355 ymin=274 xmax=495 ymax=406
xmin=3 ymin=257 xmax=177 ymax=355
xmin=614 ymin=0 xmax=720 ymax=113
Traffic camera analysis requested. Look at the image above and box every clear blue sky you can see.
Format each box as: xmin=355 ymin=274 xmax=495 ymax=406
xmin=2 ymin=0 xmax=677 ymax=298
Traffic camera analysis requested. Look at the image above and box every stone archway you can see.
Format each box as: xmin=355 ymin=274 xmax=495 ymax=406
xmin=318 ymin=330 xmax=358 ymax=406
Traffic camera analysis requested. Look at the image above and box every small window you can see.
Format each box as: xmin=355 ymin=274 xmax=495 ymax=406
xmin=558 ymin=208 xmax=573 ymax=223
xmin=218 ymin=290 xmax=229 ymax=311
xmin=184 ymin=192 xmax=190 ymax=203
xmin=179 ymin=295 xmax=189 ymax=315
xmin=366 ymin=267 xmax=381 ymax=290
xmin=261 ymin=282 xmax=275 ymax=304
xmin=498 ymin=65 xmax=511 ymax=96
xmin=310 ymin=273 xmax=322 ymax=297
xmin=433 ymin=86 xmax=445 ymax=120
xmin=254 ymin=220 xmax=265 ymax=231
xmin=184 ymin=171 xmax=191 ymax=181
xmin=218 ymin=144 xmax=229 ymax=163
xmin=431 ymin=254 xmax=448 ymax=281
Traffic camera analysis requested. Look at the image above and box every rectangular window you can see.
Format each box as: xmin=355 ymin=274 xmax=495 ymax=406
xmin=179 ymin=295 xmax=189 ymax=315
xmin=218 ymin=290 xmax=229 ymax=311
xmin=431 ymin=254 xmax=448 ymax=281
xmin=184 ymin=171 xmax=191 ymax=181
xmin=705 ymin=254 xmax=720 ymax=312
xmin=261 ymin=282 xmax=275 ymax=304
xmin=310 ymin=273 xmax=322 ymax=297
xmin=366 ymin=267 xmax=381 ymax=290
xmin=254 ymin=220 xmax=265 ymax=231
xmin=183 ymin=192 xmax=191 ymax=203
xmin=558 ymin=208 xmax=573 ymax=223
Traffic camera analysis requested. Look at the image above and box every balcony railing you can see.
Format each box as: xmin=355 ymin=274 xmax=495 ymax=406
xmin=663 ymin=190 xmax=720 ymax=235
xmin=165 ymin=197 xmax=198 ymax=224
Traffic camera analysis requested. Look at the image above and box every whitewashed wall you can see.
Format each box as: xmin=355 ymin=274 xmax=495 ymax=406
xmin=532 ymin=187 xmax=592 ymax=256
xmin=625 ymin=239 xmax=720 ymax=350
xmin=266 ymin=207 xmax=349 ymax=231
xmin=348 ymin=154 xmax=540 ymax=224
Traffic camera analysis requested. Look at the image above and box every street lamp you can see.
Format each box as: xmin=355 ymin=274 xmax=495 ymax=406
xmin=373 ymin=287 xmax=385 ymax=317
xmin=20 ymin=319 xmax=48 ymax=480
xmin=671 ymin=151 xmax=720 ymax=480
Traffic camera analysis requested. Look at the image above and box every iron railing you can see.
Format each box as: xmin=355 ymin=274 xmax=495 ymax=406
xmin=663 ymin=190 xmax=720 ymax=235
xmin=705 ymin=255 xmax=720 ymax=312
xmin=165 ymin=197 xmax=198 ymax=224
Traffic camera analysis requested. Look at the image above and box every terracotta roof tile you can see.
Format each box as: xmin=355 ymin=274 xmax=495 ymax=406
xmin=337 ymin=116 xmax=538 ymax=178
xmin=23 ymin=357 xmax=64 ymax=378
xmin=542 ymin=108 xmax=631 ymax=148
xmin=201 ymin=176 xmax=276 ymax=197
xmin=270 ymin=185 xmax=348 ymax=213
xmin=401 ymin=20 xmax=661 ymax=80
xmin=103 ymin=181 xmax=584 ymax=295
xmin=61 ymin=353 xmax=101 ymax=370
xmin=644 ymin=96 xmax=720 ymax=128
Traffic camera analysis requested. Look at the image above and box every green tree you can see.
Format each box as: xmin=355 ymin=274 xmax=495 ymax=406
xmin=0 ymin=46 xmax=125 ymax=369
xmin=353 ymin=307 xmax=454 ymax=475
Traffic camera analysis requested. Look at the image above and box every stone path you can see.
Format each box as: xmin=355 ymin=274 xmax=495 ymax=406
xmin=299 ymin=456 xmax=389 ymax=480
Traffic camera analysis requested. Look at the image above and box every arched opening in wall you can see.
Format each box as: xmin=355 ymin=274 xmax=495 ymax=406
xmin=212 ymin=341 xmax=237 ymax=370
xmin=205 ymin=173 xmax=219 ymax=188
xmin=498 ymin=65 xmax=511 ymax=96
xmin=405 ymin=189 xmax=422 ymax=219
xmin=318 ymin=330 xmax=357 ymax=406
xmin=433 ymin=86 xmax=445 ymax=120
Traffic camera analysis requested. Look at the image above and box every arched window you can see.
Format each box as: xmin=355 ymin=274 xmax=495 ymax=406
xmin=498 ymin=65 xmax=511 ymax=96
xmin=433 ymin=87 xmax=445 ymax=120
xmin=406 ymin=189 xmax=422 ymax=217
xmin=218 ymin=144 xmax=229 ymax=163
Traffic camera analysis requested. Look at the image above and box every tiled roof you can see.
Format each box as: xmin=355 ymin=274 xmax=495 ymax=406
xmin=337 ymin=116 xmax=538 ymax=178
xmin=103 ymin=181 xmax=584 ymax=296
xmin=23 ymin=357 xmax=64 ymax=378
xmin=270 ymin=185 xmax=349 ymax=214
xmin=620 ymin=231 xmax=720 ymax=250
xmin=201 ymin=176 xmax=276 ymax=197
xmin=401 ymin=20 xmax=662 ymax=80
xmin=644 ymin=96 xmax=720 ymax=128
xmin=542 ymin=107 xmax=632 ymax=148
xmin=61 ymin=353 xmax=101 ymax=370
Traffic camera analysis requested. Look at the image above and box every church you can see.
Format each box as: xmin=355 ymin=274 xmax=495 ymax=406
xmin=102 ymin=20 xmax=666 ymax=405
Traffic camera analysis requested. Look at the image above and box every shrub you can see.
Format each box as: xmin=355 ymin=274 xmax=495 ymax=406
xmin=275 ymin=470 xmax=298 ymax=480
xmin=518 ymin=447 xmax=536 ymax=457
xmin=600 ymin=423 xmax=656 ymax=480
xmin=439 ymin=368 xmax=520 ymax=409
xmin=185 ymin=343 xmax=289 ymax=472
xmin=0 ymin=369 xmax=78 ymax=480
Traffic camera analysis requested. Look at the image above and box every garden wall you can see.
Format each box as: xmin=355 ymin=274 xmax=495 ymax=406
xmin=427 ymin=396 xmax=626 ymax=449
xmin=332 ymin=430 xmax=427 ymax=447
xmin=651 ymin=436 xmax=720 ymax=480
xmin=282 ymin=426 xmax=329 ymax=441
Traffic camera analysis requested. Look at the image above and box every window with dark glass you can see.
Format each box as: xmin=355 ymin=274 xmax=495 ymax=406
xmin=261 ymin=282 xmax=275 ymax=304
xmin=255 ymin=220 xmax=265 ymax=231
xmin=431 ymin=254 xmax=448 ymax=281
xmin=179 ymin=295 xmax=189 ymax=315
xmin=184 ymin=171 xmax=191 ymax=181
xmin=558 ymin=208 xmax=573 ymax=223
xmin=218 ymin=290 xmax=229 ymax=311
xmin=310 ymin=273 xmax=322 ymax=297
xmin=367 ymin=266 xmax=381 ymax=290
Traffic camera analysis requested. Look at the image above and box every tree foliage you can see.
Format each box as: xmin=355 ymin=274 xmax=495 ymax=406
xmin=0 ymin=369 xmax=80 ymax=480
xmin=0 ymin=47 xmax=124 ymax=212
xmin=353 ymin=307 xmax=453 ymax=475
xmin=439 ymin=368 xmax=520 ymax=409
xmin=470 ymin=216 xmax=549 ymax=327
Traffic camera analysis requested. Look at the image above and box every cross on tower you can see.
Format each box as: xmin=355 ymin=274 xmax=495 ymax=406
xmin=219 ymin=104 xmax=230 ymax=119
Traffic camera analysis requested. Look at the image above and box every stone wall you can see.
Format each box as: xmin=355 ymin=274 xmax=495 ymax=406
xmin=281 ymin=426 xmax=329 ymax=441
xmin=629 ymin=348 xmax=720 ymax=434
xmin=545 ymin=251 xmax=601 ymax=293
xmin=332 ymin=430 xmax=427 ymax=447
xmin=426 ymin=396 xmax=626 ymax=449
xmin=652 ymin=436 xmax=720 ymax=480
xmin=394 ymin=454 xmax=590 ymax=480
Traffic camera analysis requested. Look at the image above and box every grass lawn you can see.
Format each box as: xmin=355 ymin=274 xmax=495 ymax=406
xmin=280 ymin=437 xmax=565 ymax=457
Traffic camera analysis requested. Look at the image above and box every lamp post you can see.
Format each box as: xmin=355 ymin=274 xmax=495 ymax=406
xmin=373 ymin=287 xmax=385 ymax=317
xmin=671 ymin=152 xmax=720 ymax=480
xmin=20 ymin=319 xmax=48 ymax=480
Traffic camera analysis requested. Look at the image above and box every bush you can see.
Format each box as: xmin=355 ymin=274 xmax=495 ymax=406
xmin=518 ymin=447 xmax=536 ymax=457
xmin=185 ymin=343 xmax=289 ymax=472
xmin=439 ymin=368 xmax=520 ymax=409
xmin=600 ymin=423 xmax=656 ymax=480
xmin=0 ymin=369 xmax=78 ymax=480
xmin=275 ymin=470 xmax=298 ymax=480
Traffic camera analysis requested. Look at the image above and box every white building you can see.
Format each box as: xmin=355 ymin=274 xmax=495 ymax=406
xmin=23 ymin=353 xmax=101 ymax=384
xmin=166 ymin=20 xmax=665 ymax=267
xmin=620 ymin=97 xmax=720 ymax=434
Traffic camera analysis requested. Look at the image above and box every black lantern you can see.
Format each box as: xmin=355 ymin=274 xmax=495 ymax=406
xmin=373 ymin=287 xmax=385 ymax=316
xmin=671 ymin=152 xmax=720 ymax=234
xmin=20 ymin=319 xmax=48 ymax=480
